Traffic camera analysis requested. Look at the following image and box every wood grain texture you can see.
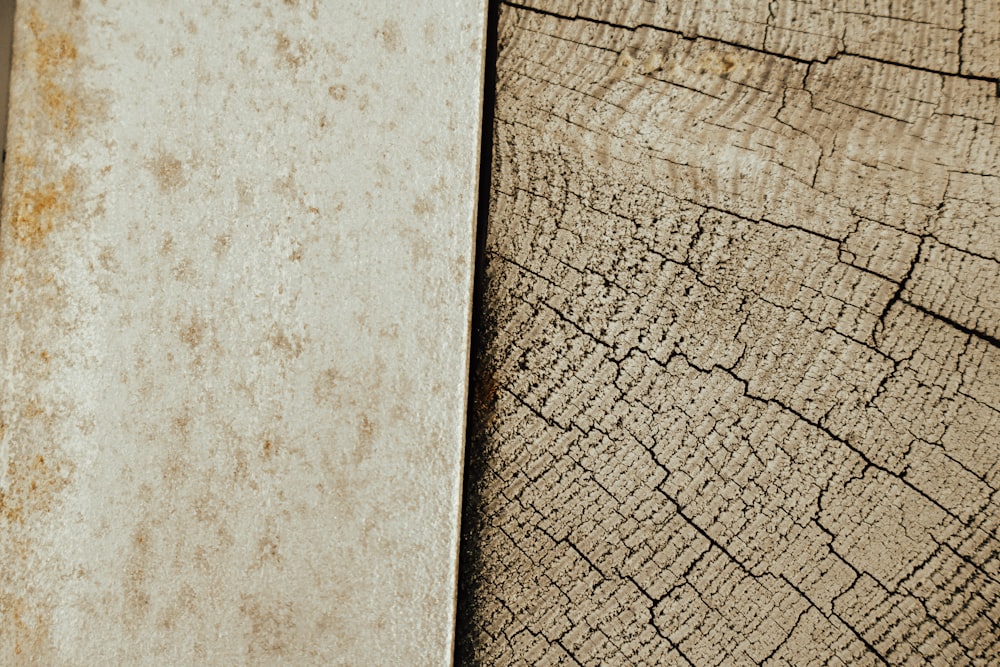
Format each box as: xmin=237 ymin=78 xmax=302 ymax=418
xmin=457 ymin=1 xmax=1000 ymax=664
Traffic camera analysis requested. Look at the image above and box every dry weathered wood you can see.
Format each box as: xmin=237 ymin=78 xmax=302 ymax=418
xmin=457 ymin=1 xmax=1000 ymax=664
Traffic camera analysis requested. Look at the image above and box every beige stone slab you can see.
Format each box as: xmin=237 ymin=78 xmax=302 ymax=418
xmin=0 ymin=1 xmax=485 ymax=664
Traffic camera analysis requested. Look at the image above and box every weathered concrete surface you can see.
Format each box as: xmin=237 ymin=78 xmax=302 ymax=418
xmin=457 ymin=1 xmax=1000 ymax=665
xmin=0 ymin=1 xmax=485 ymax=664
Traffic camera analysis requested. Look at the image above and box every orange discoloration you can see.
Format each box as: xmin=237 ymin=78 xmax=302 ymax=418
xmin=159 ymin=234 xmax=174 ymax=255
xmin=28 ymin=11 xmax=82 ymax=132
xmin=269 ymin=327 xmax=304 ymax=358
xmin=376 ymin=19 xmax=402 ymax=52
xmin=23 ymin=399 xmax=46 ymax=420
xmin=257 ymin=533 xmax=281 ymax=565
xmin=28 ymin=12 xmax=77 ymax=70
xmin=212 ymin=234 xmax=231 ymax=256
xmin=8 ymin=173 xmax=77 ymax=248
xmin=352 ymin=415 xmax=376 ymax=464
xmin=5 ymin=12 xmax=94 ymax=251
xmin=0 ymin=451 xmax=73 ymax=525
xmin=275 ymin=32 xmax=309 ymax=69
xmin=254 ymin=515 xmax=283 ymax=569
xmin=148 ymin=151 xmax=187 ymax=192
xmin=124 ymin=525 xmax=152 ymax=626
xmin=40 ymin=81 xmax=80 ymax=132
xmin=241 ymin=595 xmax=296 ymax=658
xmin=413 ymin=195 xmax=435 ymax=216
xmin=328 ymin=84 xmax=347 ymax=100
xmin=313 ymin=367 xmax=341 ymax=405
xmin=171 ymin=257 xmax=197 ymax=283
xmin=0 ymin=593 xmax=55 ymax=660
xmin=180 ymin=316 xmax=206 ymax=349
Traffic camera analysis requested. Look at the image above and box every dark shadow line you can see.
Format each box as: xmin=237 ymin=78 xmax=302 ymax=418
xmin=454 ymin=0 xmax=500 ymax=664
xmin=0 ymin=0 xmax=16 ymax=204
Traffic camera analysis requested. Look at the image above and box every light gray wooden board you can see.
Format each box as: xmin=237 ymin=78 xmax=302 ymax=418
xmin=0 ymin=1 xmax=486 ymax=664
xmin=457 ymin=2 xmax=1000 ymax=664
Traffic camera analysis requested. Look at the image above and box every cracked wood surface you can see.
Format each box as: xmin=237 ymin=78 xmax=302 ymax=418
xmin=457 ymin=1 xmax=1000 ymax=665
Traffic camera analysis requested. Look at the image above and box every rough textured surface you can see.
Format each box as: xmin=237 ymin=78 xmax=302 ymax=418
xmin=457 ymin=1 xmax=1000 ymax=665
xmin=0 ymin=1 xmax=485 ymax=664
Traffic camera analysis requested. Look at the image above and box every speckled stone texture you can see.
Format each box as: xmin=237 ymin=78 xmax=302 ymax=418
xmin=0 ymin=1 xmax=485 ymax=664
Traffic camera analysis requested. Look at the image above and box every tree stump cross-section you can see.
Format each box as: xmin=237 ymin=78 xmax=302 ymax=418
xmin=457 ymin=1 xmax=1000 ymax=665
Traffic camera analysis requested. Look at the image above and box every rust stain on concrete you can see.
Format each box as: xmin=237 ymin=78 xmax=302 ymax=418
xmin=0 ymin=592 xmax=55 ymax=660
xmin=27 ymin=10 xmax=79 ymax=130
xmin=147 ymin=151 xmax=188 ymax=193
xmin=0 ymin=1 xmax=486 ymax=664
xmin=274 ymin=32 xmax=309 ymax=69
xmin=3 ymin=7 xmax=100 ymax=254
xmin=0 ymin=451 xmax=72 ymax=525
xmin=376 ymin=19 xmax=402 ymax=52
xmin=0 ymin=429 xmax=74 ymax=662
xmin=0 ymin=28 xmax=85 ymax=631
xmin=8 ymin=172 xmax=76 ymax=247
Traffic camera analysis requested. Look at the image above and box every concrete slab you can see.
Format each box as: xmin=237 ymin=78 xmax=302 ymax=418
xmin=0 ymin=1 xmax=485 ymax=664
